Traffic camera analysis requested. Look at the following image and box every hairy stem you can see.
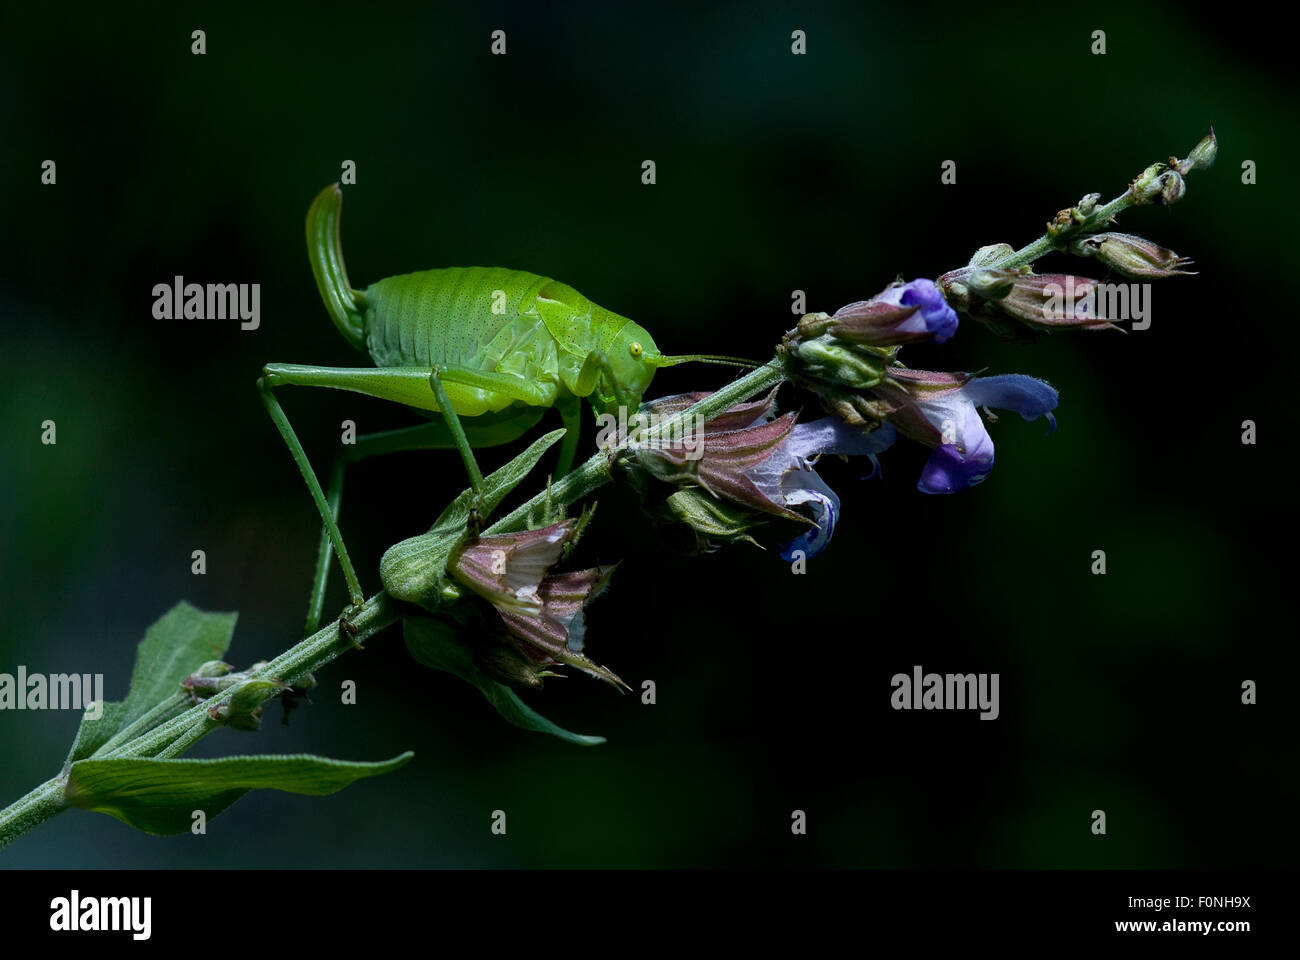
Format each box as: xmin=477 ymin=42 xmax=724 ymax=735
xmin=990 ymin=191 xmax=1136 ymax=270
xmin=0 ymin=779 xmax=66 ymax=851
xmin=111 ymin=593 xmax=399 ymax=761
xmin=486 ymin=361 xmax=787 ymax=535
xmin=84 ymin=693 xmax=189 ymax=763
xmin=0 ymin=595 xmax=400 ymax=851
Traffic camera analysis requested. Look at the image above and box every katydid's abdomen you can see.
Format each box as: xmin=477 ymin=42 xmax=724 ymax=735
xmin=362 ymin=267 xmax=563 ymax=416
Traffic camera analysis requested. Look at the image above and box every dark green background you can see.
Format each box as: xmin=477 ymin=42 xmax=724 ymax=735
xmin=1 ymin=2 xmax=1293 ymax=868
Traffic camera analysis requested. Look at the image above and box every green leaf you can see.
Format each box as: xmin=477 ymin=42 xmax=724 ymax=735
xmin=381 ymin=429 xmax=566 ymax=605
xmin=63 ymin=701 xmax=128 ymax=767
xmin=64 ymin=752 xmax=413 ymax=835
xmin=403 ymin=617 xmax=604 ymax=746
xmin=121 ymin=602 xmax=237 ymax=728
xmin=63 ymin=602 xmax=237 ymax=766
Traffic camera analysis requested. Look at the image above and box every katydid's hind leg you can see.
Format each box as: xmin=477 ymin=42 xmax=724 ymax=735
xmin=304 ymin=456 xmax=345 ymax=637
xmin=258 ymin=377 xmax=366 ymax=627
xmin=303 ymin=455 xmax=368 ymax=649
xmin=556 ymin=393 xmax=582 ymax=477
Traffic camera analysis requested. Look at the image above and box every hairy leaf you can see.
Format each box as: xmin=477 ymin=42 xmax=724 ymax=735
xmin=64 ymin=752 xmax=413 ymax=835
xmin=63 ymin=602 xmax=237 ymax=766
xmin=121 ymin=602 xmax=237 ymax=727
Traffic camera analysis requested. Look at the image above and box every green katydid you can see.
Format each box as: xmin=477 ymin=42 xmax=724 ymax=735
xmin=259 ymin=183 xmax=754 ymax=637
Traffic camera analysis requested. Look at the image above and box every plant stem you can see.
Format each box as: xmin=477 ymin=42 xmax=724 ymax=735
xmin=486 ymin=360 xmax=788 ymax=535
xmin=0 ymin=594 xmax=400 ymax=851
xmin=0 ymin=778 xmax=66 ymax=851
xmin=112 ymin=593 xmax=400 ymax=760
xmin=991 ymin=191 xmax=1136 ymax=270
xmin=86 ymin=693 xmax=188 ymax=761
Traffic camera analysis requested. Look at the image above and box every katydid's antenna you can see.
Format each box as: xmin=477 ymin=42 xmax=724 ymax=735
xmin=650 ymin=352 xmax=762 ymax=370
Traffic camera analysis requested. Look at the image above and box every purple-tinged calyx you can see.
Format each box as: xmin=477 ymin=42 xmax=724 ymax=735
xmin=989 ymin=274 xmax=1117 ymax=331
xmin=824 ymin=278 xmax=959 ymax=346
xmin=1069 ymin=233 xmax=1195 ymax=279
xmin=496 ymin=565 xmax=626 ymax=691
xmin=450 ymin=521 xmax=625 ymax=689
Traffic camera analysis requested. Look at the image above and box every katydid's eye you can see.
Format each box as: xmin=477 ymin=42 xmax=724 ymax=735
xmin=629 ymin=341 xmax=643 ymax=359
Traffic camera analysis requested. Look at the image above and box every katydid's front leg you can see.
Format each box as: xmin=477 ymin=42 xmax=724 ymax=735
xmin=428 ymin=367 xmax=487 ymax=530
xmin=424 ymin=363 xmax=562 ymax=503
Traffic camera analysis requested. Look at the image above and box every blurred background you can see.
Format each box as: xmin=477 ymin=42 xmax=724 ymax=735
xmin=1 ymin=1 xmax=1294 ymax=868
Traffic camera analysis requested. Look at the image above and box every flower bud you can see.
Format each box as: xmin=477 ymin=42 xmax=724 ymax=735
xmin=788 ymin=338 xmax=891 ymax=389
xmin=193 ymin=660 xmax=232 ymax=678
xmin=964 ymin=267 xmax=1025 ymax=300
xmin=789 ymin=278 xmax=959 ymax=353
xmin=181 ymin=661 xmax=238 ymax=699
xmin=1075 ymin=192 xmax=1101 ymax=217
xmin=1046 ymin=193 xmax=1104 ymax=240
xmin=474 ymin=646 xmax=552 ymax=689
xmin=1130 ymin=162 xmax=1167 ymax=203
xmin=795 ymin=311 xmax=834 ymax=339
xmin=967 ymin=243 xmax=1015 ymax=267
xmin=650 ymin=487 xmax=769 ymax=554
xmin=207 ymin=678 xmax=288 ymax=731
xmin=1159 ymin=170 xmax=1186 ymax=204
xmin=940 ymin=265 xmax=1032 ymax=309
xmin=1175 ymin=128 xmax=1217 ymax=175
xmin=1069 ymin=232 xmax=1194 ymax=278
xmin=1131 ymin=164 xmax=1186 ymax=206
xmin=829 ymin=278 xmax=958 ymax=345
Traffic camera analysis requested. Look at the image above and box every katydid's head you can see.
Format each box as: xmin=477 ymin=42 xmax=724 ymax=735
xmin=595 ymin=320 xmax=762 ymax=418
xmin=596 ymin=320 xmax=662 ymax=417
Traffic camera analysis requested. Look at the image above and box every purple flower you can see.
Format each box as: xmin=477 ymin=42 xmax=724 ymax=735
xmin=875 ymin=369 xmax=1058 ymax=494
xmin=832 ymin=278 xmax=959 ymax=345
xmin=747 ymin=417 xmax=896 ymax=559
xmin=631 ymin=395 xmax=896 ymax=560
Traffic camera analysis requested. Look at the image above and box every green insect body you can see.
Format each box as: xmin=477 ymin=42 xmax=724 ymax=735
xmin=365 ymin=268 xmax=657 ymax=416
xmin=300 ymin=185 xmax=670 ymax=424
xmin=258 ymin=184 xmax=751 ymax=640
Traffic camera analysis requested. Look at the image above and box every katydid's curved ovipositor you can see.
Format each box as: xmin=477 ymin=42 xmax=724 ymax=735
xmin=258 ymin=184 xmax=753 ymax=638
